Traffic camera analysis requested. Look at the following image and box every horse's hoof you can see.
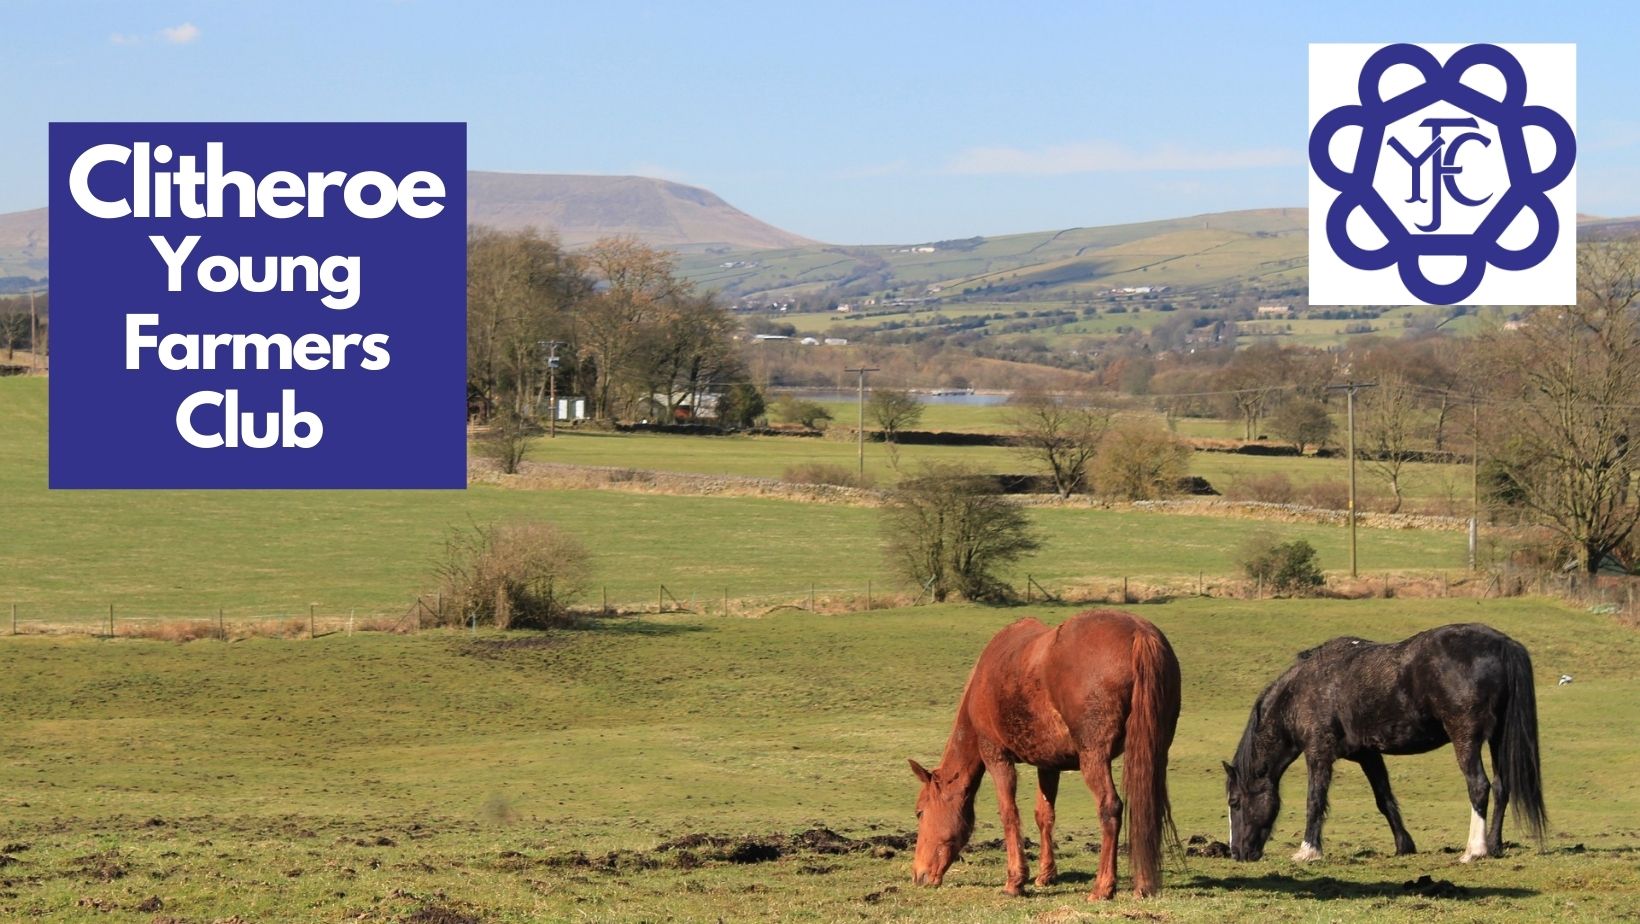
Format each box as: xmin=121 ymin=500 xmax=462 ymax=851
xmin=1088 ymin=882 xmax=1117 ymax=902
xmin=1395 ymin=841 xmax=1418 ymax=856
xmin=1459 ymin=851 xmax=1487 ymax=863
xmin=1035 ymin=872 xmax=1056 ymax=887
xmin=1003 ymin=883 xmax=1026 ymax=897
xmin=1291 ymin=843 xmax=1322 ymax=862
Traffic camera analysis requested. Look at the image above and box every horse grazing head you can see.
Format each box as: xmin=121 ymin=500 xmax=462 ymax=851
xmin=908 ymin=758 xmax=975 ymax=886
xmin=1223 ymin=760 xmax=1280 ymax=861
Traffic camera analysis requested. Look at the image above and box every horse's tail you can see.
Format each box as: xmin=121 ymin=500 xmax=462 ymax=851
xmin=1125 ymin=620 xmax=1181 ymax=895
xmin=1498 ymin=637 xmax=1548 ymax=846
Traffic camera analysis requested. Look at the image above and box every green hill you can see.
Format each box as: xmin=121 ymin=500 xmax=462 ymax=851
xmin=678 ymin=208 xmax=1309 ymax=302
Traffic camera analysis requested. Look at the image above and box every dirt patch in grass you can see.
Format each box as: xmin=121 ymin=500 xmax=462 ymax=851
xmin=530 ymin=826 xmax=914 ymax=874
xmin=401 ymin=904 xmax=481 ymax=924
xmin=1402 ymin=875 xmax=1468 ymax=899
xmin=1185 ymin=833 xmax=1230 ymax=858
xmin=457 ymin=636 xmax=565 ymax=659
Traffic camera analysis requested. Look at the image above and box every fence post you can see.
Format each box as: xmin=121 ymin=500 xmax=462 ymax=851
xmin=109 ymin=602 xmax=115 ymax=638
xmin=1026 ymin=575 xmax=1033 ymax=604
xmin=436 ymin=592 xmax=443 ymax=623
xmin=810 ymin=582 xmax=816 ymax=611
xmin=1123 ymin=576 xmax=1129 ymax=604
xmin=10 ymin=603 xmax=15 ymax=635
xmin=866 ymin=580 xmax=872 ymax=611
xmin=218 ymin=607 xmax=225 ymax=641
xmin=602 ymin=586 xmax=608 ymax=616
xmin=309 ymin=604 xmax=316 ymax=639
xmin=659 ymin=586 xmax=665 ymax=613
xmin=724 ymin=587 xmax=730 ymax=617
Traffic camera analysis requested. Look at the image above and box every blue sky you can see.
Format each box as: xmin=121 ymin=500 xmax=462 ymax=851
xmin=4 ymin=1 xmax=1636 ymax=243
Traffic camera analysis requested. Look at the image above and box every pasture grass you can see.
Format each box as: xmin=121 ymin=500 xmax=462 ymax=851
xmin=1 ymin=596 xmax=1635 ymax=921
xmin=0 ymin=377 xmax=1470 ymax=621
xmin=529 ymin=423 xmax=1467 ymax=505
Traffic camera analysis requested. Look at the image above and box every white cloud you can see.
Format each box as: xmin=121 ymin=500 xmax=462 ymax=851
xmin=160 ymin=22 xmax=201 ymax=44
xmin=113 ymin=22 xmax=202 ymax=46
xmin=943 ymin=139 xmax=1303 ymax=175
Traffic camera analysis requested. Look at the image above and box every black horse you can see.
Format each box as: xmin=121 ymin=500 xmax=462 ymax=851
xmin=1223 ymin=623 xmax=1546 ymax=863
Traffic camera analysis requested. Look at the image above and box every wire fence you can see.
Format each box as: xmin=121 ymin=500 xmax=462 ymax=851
xmin=6 ymin=568 xmax=1636 ymax=641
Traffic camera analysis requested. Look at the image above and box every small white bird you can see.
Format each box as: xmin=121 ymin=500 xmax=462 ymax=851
xmin=1558 ymin=674 xmax=1573 ymax=686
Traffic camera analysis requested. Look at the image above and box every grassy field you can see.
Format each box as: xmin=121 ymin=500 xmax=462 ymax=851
xmin=532 ymin=426 xmax=1470 ymax=509
xmin=0 ymin=378 xmax=1472 ymax=621
xmin=2 ymin=596 xmax=1635 ymax=922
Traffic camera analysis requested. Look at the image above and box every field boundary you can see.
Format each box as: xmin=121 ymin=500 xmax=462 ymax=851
xmin=476 ymin=458 xmax=1470 ymax=531
xmin=12 ymin=567 xmax=1632 ymax=640
xmin=471 ymin=458 xmax=883 ymax=505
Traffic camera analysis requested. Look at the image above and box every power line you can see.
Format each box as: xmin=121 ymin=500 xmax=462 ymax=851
xmin=1149 ymin=383 xmax=1305 ymax=400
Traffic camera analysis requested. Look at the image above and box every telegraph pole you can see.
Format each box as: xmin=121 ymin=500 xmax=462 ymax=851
xmin=845 ymin=366 xmax=879 ymax=478
xmin=29 ymin=289 xmax=38 ymax=374
xmin=1470 ymin=394 xmax=1480 ymax=571
xmin=538 ymin=340 xmax=565 ymax=437
xmin=1327 ymin=381 xmax=1376 ymax=577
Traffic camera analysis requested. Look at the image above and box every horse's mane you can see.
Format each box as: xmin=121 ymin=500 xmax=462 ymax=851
xmin=1234 ymin=638 xmax=1375 ymax=776
xmin=1230 ymin=683 xmax=1275 ymax=778
xmin=1296 ymin=636 xmax=1373 ymax=661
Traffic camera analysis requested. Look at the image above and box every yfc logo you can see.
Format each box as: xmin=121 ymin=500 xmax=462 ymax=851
xmin=1309 ymin=44 xmax=1576 ymax=306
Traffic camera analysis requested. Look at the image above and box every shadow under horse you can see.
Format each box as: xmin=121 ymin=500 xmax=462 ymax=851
xmin=909 ymin=609 xmax=1182 ymax=899
xmin=1224 ymin=623 xmax=1547 ymax=863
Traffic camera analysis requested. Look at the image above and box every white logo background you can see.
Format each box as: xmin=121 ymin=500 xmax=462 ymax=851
xmin=1308 ymin=43 xmax=1577 ymax=306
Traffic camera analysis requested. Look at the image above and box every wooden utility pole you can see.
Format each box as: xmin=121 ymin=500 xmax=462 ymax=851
xmin=538 ymin=340 xmax=565 ymax=437
xmin=1327 ymin=381 xmax=1376 ymax=578
xmin=29 ymin=289 xmax=38 ymax=374
xmin=845 ymin=366 xmax=879 ymax=478
xmin=1470 ymin=395 xmax=1480 ymax=571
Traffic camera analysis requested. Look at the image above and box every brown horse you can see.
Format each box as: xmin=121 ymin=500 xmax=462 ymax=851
xmin=908 ymin=609 xmax=1181 ymax=899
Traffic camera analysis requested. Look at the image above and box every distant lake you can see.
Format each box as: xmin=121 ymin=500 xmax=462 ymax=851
xmin=780 ymin=388 xmax=1010 ymax=407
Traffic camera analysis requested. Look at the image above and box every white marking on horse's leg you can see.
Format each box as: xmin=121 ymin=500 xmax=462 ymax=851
xmin=1459 ymin=807 xmax=1488 ymax=862
xmin=1292 ymin=841 xmax=1321 ymax=862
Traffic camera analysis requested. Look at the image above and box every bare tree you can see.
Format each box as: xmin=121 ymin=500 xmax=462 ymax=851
xmin=1216 ymin=341 xmax=1292 ymax=439
xmin=435 ymin=521 xmax=592 ymax=629
xmin=579 ymin=238 xmax=684 ymax=420
xmin=1005 ymin=390 xmax=1114 ymax=497
xmin=1092 ymin=420 xmax=1192 ymax=500
xmin=0 ymin=310 xmax=27 ymax=361
xmin=1269 ymin=399 xmax=1336 ymax=454
xmin=1359 ymin=375 xmax=1419 ymax=513
xmin=1406 ymin=337 xmax=1463 ymax=451
xmin=467 ymin=228 xmax=589 ymax=420
xmin=477 ymin=408 xmax=536 ymax=475
xmin=868 ymin=388 xmax=924 ymax=438
xmin=881 ymin=465 xmax=1041 ymax=603
xmin=1478 ymin=243 xmax=1640 ymax=573
xmin=631 ymin=291 xmax=745 ymax=422
xmin=868 ymin=388 xmax=924 ymax=470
